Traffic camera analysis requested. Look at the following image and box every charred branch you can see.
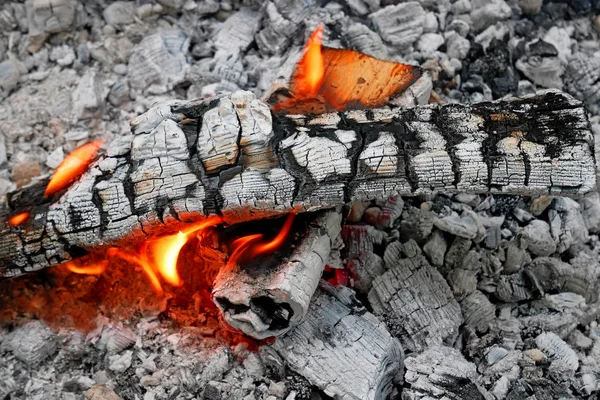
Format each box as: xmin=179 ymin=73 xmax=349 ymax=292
xmin=212 ymin=210 xmax=342 ymax=339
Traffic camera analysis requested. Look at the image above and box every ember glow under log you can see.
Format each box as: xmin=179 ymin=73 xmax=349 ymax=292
xmin=0 ymin=89 xmax=595 ymax=280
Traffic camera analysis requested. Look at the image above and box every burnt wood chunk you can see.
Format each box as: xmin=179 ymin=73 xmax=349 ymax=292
xmin=368 ymin=253 xmax=463 ymax=352
xmin=0 ymin=90 xmax=595 ymax=278
xmin=273 ymin=284 xmax=403 ymax=400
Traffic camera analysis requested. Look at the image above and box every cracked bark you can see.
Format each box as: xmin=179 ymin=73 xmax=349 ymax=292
xmin=0 ymin=89 xmax=595 ymax=278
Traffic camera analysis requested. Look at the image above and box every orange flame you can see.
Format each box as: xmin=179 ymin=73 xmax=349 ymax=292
xmin=106 ymin=217 xmax=224 ymax=294
xmin=9 ymin=211 xmax=30 ymax=227
xmin=45 ymin=139 xmax=104 ymax=197
xmin=296 ymin=24 xmax=325 ymax=97
xmin=270 ymin=23 xmax=423 ymax=114
xmin=227 ymin=212 xmax=296 ymax=267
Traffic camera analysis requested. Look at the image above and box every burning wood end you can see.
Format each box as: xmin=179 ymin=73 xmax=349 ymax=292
xmin=213 ymin=210 xmax=342 ymax=339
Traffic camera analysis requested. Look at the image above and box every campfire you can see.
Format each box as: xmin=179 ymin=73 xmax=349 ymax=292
xmin=0 ymin=5 xmax=599 ymax=400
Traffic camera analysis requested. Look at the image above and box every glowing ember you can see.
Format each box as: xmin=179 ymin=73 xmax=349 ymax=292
xmin=65 ymin=260 xmax=108 ymax=275
xmin=44 ymin=139 xmax=104 ymax=197
xmin=271 ymin=24 xmax=422 ymax=114
xmin=106 ymin=216 xmax=224 ymax=294
xmin=228 ymin=212 xmax=296 ymax=267
xmin=8 ymin=211 xmax=30 ymax=227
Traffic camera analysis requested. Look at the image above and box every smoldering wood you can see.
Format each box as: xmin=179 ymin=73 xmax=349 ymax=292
xmin=212 ymin=210 xmax=342 ymax=340
xmin=272 ymin=284 xmax=403 ymax=400
xmin=0 ymin=89 xmax=595 ymax=278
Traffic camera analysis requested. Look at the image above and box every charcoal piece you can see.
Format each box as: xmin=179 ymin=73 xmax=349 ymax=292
xmin=580 ymin=192 xmax=600 ymax=233
xmin=102 ymin=1 xmax=136 ymax=25
xmin=107 ymin=81 xmax=129 ymax=107
xmin=26 ymin=0 xmax=76 ymax=35
xmin=504 ymin=239 xmax=531 ymax=274
xmin=524 ymin=256 xmax=597 ymax=300
xmin=470 ymin=0 xmax=512 ymax=32
xmin=127 ymin=30 xmax=190 ymax=92
xmin=342 ymin=20 xmax=388 ymax=59
xmin=345 ymin=0 xmax=380 ymax=16
xmin=461 ymin=290 xmax=496 ymax=333
xmin=423 ymin=229 xmax=447 ymax=267
xmin=521 ymin=219 xmax=556 ymax=256
xmin=376 ymin=195 xmax=404 ymax=229
xmin=565 ymin=53 xmax=600 ymax=114
xmin=214 ymin=7 xmax=261 ymax=54
xmin=519 ymin=0 xmax=543 ymax=14
xmin=536 ymin=332 xmax=579 ymax=370
xmin=273 ymin=285 xmax=403 ymax=400
xmin=403 ymin=346 xmax=492 ymax=399
xmin=255 ymin=2 xmax=295 ymax=56
xmin=341 ymin=224 xmax=386 ymax=293
xmin=447 ymin=249 xmax=482 ymax=300
xmin=506 ymin=378 xmax=576 ymax=400
xmin=527 ymin=39 xmax=559 ymax=57
xmin=444 ymin=236 xmax=472 ymax=273
xmin=462 ymin=39 xmax=518 ymax=98
xmin=7 ymin=320 xmax=57 ymax=365
xmin=368 ymin=255 xmax=462 ymax=352
xmin=0 ymin=59 xmax=25 ymax=99
xmin=446 ymin=31 xmax=471 ymax=59
xmin=369 ymin=2 xmax=425 ymax=50
xmin=519 ymin=293 xmax=588 ymax=339
xmin=400 ymin=206 xmax=434 ymax=243
xmin=433 ymin=209 xmax=482 ymax=240
xmin=496 ymin=272 xmax=534 ymax=302
xmin=515 ymin=55 xmax=564 ymax=89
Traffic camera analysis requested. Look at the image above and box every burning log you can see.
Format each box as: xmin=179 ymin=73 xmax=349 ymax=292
xmin=0 ymin=89 xmax=595 ymax=278
xmin=212 ymin=210 xmax=342 ymax=339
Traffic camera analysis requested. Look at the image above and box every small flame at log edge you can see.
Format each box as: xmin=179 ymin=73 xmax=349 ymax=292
xmin=66 ymin=212 xmax=297 ymax=296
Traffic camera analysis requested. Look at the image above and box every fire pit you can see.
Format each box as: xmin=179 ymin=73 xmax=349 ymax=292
xmin=1 ymin=1 xmax=600 ymax=400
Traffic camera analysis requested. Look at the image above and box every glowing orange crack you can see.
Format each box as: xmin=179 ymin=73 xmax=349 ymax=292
xmin=8 ymin=211 xmax=30 ymax=227
xmin=45 ymin=139 xmax=104 ymax=198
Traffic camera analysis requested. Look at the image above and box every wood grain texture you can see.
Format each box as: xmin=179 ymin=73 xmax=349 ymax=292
xmin=0 ymin=90 xmax=595 ymax=278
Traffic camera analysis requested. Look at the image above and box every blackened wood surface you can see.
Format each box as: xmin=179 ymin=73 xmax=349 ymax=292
xmin=0 ymin=90 xmax=595 ymax=278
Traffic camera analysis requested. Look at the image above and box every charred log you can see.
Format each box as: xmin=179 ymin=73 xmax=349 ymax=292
xmin=0 ymin=89 xmax=595 ymax=278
